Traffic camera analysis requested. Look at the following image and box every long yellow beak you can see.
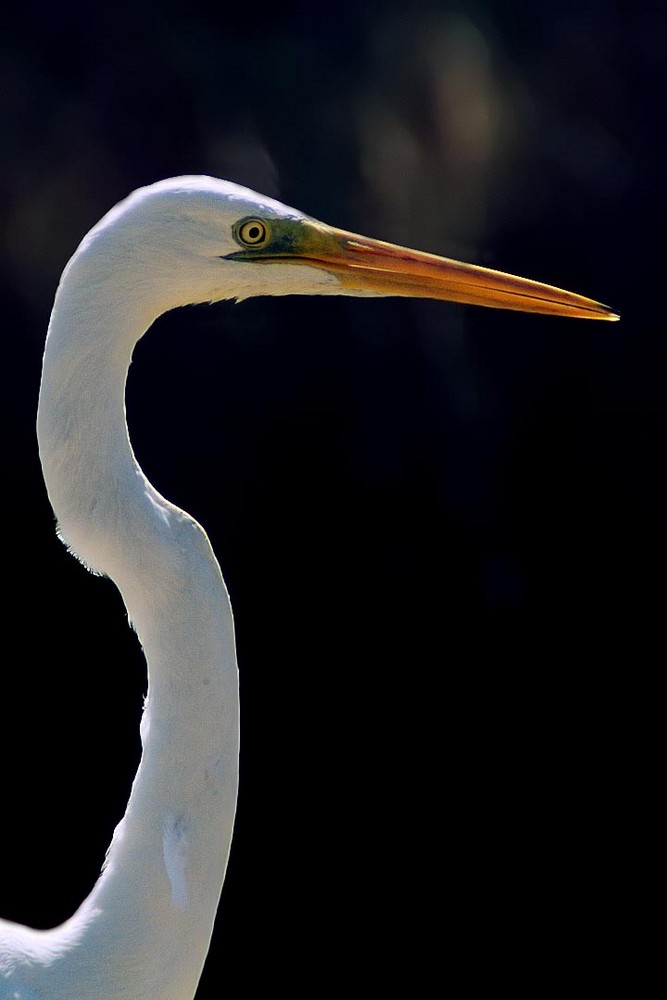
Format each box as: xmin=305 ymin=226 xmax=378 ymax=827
xmin=227 ymin=216 xmax=619 ymax=321
xmin=304 ymin=222 xmax=619 ymax=320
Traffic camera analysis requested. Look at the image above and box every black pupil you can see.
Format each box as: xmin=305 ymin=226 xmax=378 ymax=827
xmin=247 ymin=225 xmax=262 ymax=241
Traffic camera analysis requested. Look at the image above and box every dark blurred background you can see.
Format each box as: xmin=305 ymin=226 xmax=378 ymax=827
xmin=0 ymin=1 xmax=660 ymax=993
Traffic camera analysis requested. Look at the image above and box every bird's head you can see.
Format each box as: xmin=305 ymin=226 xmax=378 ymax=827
xmin=78 ymin=175 xmax=618 ymax=321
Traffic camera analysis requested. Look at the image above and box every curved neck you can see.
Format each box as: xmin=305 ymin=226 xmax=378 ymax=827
xmin=29 ymin=259 xmax=240 ymax=999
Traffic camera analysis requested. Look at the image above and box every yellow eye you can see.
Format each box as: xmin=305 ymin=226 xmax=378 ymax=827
xmin=237 ymin=219 xmax=269 ymax=247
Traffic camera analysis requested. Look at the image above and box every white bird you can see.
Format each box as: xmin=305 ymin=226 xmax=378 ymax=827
xmin=0 ymin=176 xmax=617 ymax=999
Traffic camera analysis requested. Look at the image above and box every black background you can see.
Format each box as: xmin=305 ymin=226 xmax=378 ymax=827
xmin=1 ymin=1 xmax=660 ymax=994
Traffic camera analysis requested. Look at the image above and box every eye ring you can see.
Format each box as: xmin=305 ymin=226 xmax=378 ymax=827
xmin=236 ymin=218 xmax=270 ymax=247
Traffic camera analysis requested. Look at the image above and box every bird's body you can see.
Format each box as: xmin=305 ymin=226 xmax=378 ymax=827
xmin=0 ymin=176 xmax=616 ymax=999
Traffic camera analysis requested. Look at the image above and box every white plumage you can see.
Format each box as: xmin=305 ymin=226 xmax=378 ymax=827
xmin=0 ymin=176 xmax=616 ymax=1000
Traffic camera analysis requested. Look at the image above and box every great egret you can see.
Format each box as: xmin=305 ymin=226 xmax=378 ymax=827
xmin=0 ymin=176 xmax=617 ymax=999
